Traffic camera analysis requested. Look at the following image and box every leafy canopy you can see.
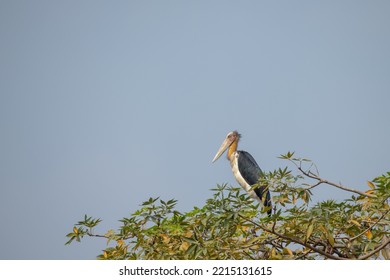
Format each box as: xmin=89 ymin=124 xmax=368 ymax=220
xmin=66 ymin=152 xmax=390 ymax=260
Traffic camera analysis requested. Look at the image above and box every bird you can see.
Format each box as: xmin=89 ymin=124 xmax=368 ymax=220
xmin=212 ymin=130 xmax=272 ymax=216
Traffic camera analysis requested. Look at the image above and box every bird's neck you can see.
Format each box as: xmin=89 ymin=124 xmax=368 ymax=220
xmin=227 ymin=140 xmax=238 ymax=160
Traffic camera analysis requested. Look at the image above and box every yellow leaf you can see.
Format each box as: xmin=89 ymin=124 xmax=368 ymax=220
xmin=240 ymin=225 xmax=250 ymax=232
xmin=270 ymin=247 xmax=276 ymax=258
xmin=350 ymin=220 xmax=361 ymax=227
xmin=306 ymin=224 xmax=314 ymax=241
xmin=365 ymin=189 xmax=374 ymax=195
xmin=319 ymin=224 xmax=327 ymax=234
xmin=104 ymin=229 xmax=115 ymax=238
xmin=302 ymin=192 xmax=307 ymax=203
xmin=367 ymin=181 xmax=375 ymax=189
xmin=179 ymin=241 xmax=190 ymax=252
xmin=327 ymin=232 xmax=335 ymax=247
xmin=73 ymin=227 xmax=78 ymax=234
xmin=160 ymin=234 xmax=170 ymax=244
xmin=365 ymin=230 xmax=373 ymax=239
xmin=283 ymin=247 xmax=293 ymax=256
xmin=319 ymin=225 xmax=335 ymax=246
xmin=302 ymin=248 xmax=311 ymax=254
xmin=103 ymin=251 xmax=108 ymax=259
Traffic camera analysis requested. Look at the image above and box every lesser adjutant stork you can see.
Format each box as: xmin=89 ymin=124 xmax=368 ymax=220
xmin=212 ymin=131 xmax=272 ymax=216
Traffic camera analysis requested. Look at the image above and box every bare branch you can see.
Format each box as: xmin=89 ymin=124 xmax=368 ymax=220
xmin=305 ymin=180 xmax=323 ymax=190
xmin=295 ymin=163 xmax=375 ymax=198
xmin=87 ymin=233 xmax=109 ymax=239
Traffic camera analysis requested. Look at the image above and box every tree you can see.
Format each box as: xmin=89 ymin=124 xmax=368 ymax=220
xmin=66 ymin=152 xmax=390 ymax=260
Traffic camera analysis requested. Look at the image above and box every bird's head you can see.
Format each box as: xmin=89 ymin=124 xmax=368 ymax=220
xmin=212 ymin=130 xmax=241 ymax=162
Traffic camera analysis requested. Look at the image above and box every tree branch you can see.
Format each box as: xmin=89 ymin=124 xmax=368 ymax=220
xmin=295 ymin=165 xmax=375 ymax=198
xmin=350 ymin=208 xmax=390 ymax=242
xmin=87 ymin=232 xmax=109 ymax=239
xmin=238 ymin=214 xmax=346 ymax=260
xmin=294 ymin=249 xmax=313 ymax=260
xmin=305 ymin=180 xmax=323 ymax=190
xmin=358 ymin=238 xmax=390 ymax=260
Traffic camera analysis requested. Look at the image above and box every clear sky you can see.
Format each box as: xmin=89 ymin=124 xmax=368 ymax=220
xmin=0 ymin=1 xmax=389 ymax=259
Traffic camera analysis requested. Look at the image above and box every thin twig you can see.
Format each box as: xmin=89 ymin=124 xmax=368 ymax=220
xmin=294 ymin=249 xmax=313 ymax=260
xmin=87 ymin=233 xmax=109 ymax=239
xmin=295 ymin=164 xmax=375 ymax=198
xmin=305 ymin=181 xmax=323 ymax=190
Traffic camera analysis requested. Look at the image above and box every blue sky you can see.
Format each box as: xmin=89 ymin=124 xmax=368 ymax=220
xmin=0 ymin=1 xmax=389 ymax=259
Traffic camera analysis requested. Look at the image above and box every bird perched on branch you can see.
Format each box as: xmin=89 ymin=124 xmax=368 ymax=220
xmin=212 ymin=131 xmax=272 ymax=216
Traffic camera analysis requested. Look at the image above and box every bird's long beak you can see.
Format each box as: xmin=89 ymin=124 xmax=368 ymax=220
xmin=212 ymin=138 xmax=231 ymax=162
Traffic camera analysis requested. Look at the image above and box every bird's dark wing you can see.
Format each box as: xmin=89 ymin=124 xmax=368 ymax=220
xmin=237 ymin=150 xmax=272 ymax=215
xmin=237 ymin=151 xmax=263 ymax=185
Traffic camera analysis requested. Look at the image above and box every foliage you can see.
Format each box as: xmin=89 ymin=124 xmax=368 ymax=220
xmin=66 ymin=152 xmax=390 ymax=259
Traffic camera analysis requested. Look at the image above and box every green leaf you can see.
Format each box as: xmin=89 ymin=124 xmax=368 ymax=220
xmin=182 ymin=237 xmax=199 ymax=245
xmin=65 ymin=162 xmax=390 ymax=260
xmin=327 ymin=233 xmax=335 ymax=247
xmin=350 ymin=220 xmax=361 ymax=227
xmin=186 ymin=243 xmax=197 ymax=256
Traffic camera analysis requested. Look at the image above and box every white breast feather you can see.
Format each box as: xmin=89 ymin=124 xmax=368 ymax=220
xmin=230 ymin=152 xmax=261 ymax=203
